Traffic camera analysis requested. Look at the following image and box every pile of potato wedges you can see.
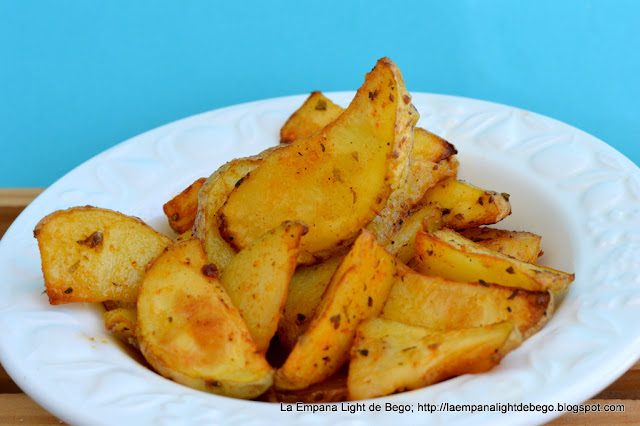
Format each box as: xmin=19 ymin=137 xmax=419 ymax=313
xmin=34 ymin=57 xmax=574 ymax=402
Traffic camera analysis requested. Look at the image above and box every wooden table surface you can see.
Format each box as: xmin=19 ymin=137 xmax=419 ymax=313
xmin=1 ymin=188 xmax=638 ymax=425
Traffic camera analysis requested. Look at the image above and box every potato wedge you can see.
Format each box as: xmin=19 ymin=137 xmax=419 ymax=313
xmin=459 ymin=227 xmax=542 ymax=263
xmin=367 ymin=157 xmax=453 ymax=245
xmin=381 ymin=265 xmax=553 ymax=339
xmin=421 ymin=178 xmax=511 ymax=230
xmin=194 ymin=155 xmax=265 ymax=270
xmin=280 ymin=91 xmax=344 ymax=144
xmin=219 ymin=58 xmax=416 ymax=263
xmin=104 ymin=307 xmax=138 ymax=348
xmin=384 ymin=204 xmax=443 ymax=263
xmin=280 ymin=91 xmax=457 ymax=163
xmin=277 ymin=255 xmax=343 ymax=351
xmin=275 ymin=230 xmax=398 ymax=390
xmin=220 ymin=221 xmax=307 ymax=352
xmin=414 ymin=228 xmax=574 ymax=294
xmin=348 ymin=318 xmax=522 ymax=400
xmin=136 ymin=238 xmax=274 ymax=399
xmin=34 ymin=206 xmax=172 ymax=304
xmin=163 ymin=177 xmax=206 ymax=234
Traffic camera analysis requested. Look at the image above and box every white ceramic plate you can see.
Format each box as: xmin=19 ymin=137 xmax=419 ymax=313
xmin=2 ymin=92 xmax=640 ymax=426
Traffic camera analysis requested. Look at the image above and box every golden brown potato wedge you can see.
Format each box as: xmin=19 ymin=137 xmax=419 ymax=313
xmin=367 ymin=157 xmax=453 ymax=245
xmin=348 ymin=318 xmax=522 ymax=400
xmin=193 ymin=156 xmax=264 ymax=270
xmin=220 ymin=221 xmax=307 ymax=353
xmin=414 ymin=228 xmax=574 ymax=294
xmin=421 ymin=178 xmax=511 ymax=230
xmin=381 ymin=265 xmax=553 ymax=339
xmin=459 ymin=227 xmax=542 ymax=263
xmin=275 ymin=230 xmax=398 ymax=390
xmin=136 ymin=238 xmax=274 ymax=399
xmin=163 ymin=177 xmax=206 ymax=235
xmin=280 ymin=91 xmax=344 ymax=144
xmin=34 ymin=206 xmax=172 ymax=304
xmin=219 ymin=58 xmax=416 ymax=264
xmin=104 ymin=307 xmax=138 ymax=348
xmin=280 ymin=91 xmax=457 ymax=163
xmin=384 ymin=204 xmax=443 ymax=263
xmin=277 ymin=255 xmax=343 ymax=351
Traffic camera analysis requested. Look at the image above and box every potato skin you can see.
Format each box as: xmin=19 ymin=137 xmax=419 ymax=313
xmin=193 ymin=149 xmax=277 ymax=270
xmin=34 ymin=206 xmax=172 ymax=304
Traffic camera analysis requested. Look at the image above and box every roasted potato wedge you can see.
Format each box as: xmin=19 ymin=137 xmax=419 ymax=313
xmin=459 ymin=227 xmax=542 ymax=263
xmin=421 ymin=178 xmax=511 ymax=230
xmin=34 ymin=206 xmax=172 ymax=304
xmin=384 ymin=204 xmax=443 ymax=263
xmin=368 ymin=157 xmax=454 ymax=245
xmin=220 ymin=221 xmax=307 ymax=352
xmin=277 ymin=255 xmax=343 ymax=351
xmin=414 ymin=228 xmax=574 ymax=294
xmin=219 ymin=58 xmax=416 ymax=264
xmin=381 ymin=265 xmax=553 ymax=339
xmin=275 ymin=230 xmax=398 ymax=390
xmin=194 ymin=156 xmax=264 ymax=270
xmin=104 ymin=307 xmax=138 ymax=348
xmin=280 ymin=91 xmax=344 ymax=144
xmin=163 ymin=177 xmax=206 ymax=234
xmin=280 ymin=91 xmax=457 ymax=163
xmin=348 ymin=318 xmax=522 ymax=400
xmin=136 ymin=238 xmax=274 ymax=399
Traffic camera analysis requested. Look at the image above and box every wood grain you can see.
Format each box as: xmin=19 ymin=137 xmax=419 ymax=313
xmin=0 ymin=188 xmax=43 ymax=239
xmin=1 ymin=188 xmax=639 ymax=424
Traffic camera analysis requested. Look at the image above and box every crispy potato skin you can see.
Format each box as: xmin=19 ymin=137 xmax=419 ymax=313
xmin=34 ymin=206 xmax=172 ymax=304
xmin=347 ymin=319 xmax=522 ymax=400
xmin=193 ymin=155 xmax=266 ymax=270
xmin=163 ymin=177 xmax=206 ymax=234
xmin=219 ymin=58 xmax=415 ymax=263
xmin=381 ymin=265 xmax=553 ymax=339
xmin=136 ymin=238 xmax=273 ymax=399
xmin=275 ymin=230 xmax=398 ymax=390
xmin=414 ymin=229 xmax=574 ymax=294
xmin=220 ymin=221 xmax=307 ymax=352
xmin=459 ymin=227 xmax=542 ymax=263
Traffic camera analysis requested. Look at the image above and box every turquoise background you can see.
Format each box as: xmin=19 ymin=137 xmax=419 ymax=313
xmin=1 ymin=0 xmax=638 ymax=187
